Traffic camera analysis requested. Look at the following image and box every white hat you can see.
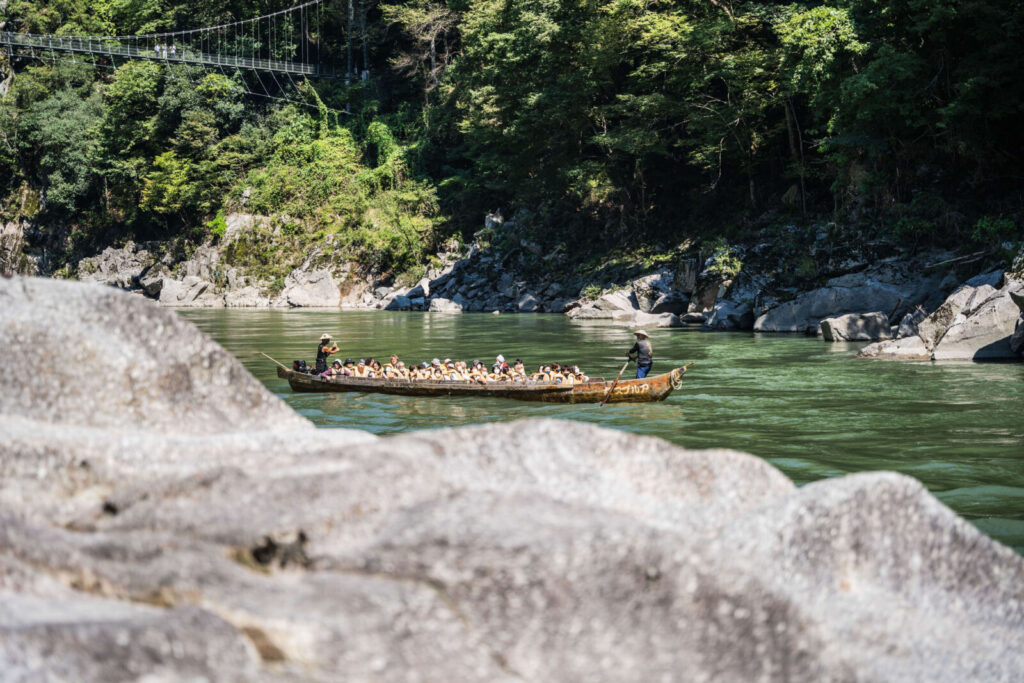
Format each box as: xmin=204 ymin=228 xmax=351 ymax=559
xmin=320 ymin=333 xmax=330 ymax=341
xmin=496 ymin=354 xmax=505 ymax=363
xmin=633 ymin=330 xmax=649 ymax=338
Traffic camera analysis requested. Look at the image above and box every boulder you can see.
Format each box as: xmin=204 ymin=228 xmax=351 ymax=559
xmin=755 ymin=264 xmax=944 ymax=334
xmin=517 ymin=293 xmax=540 ymax=313
xmin=1011 ymin=291 xmax=1024 ymax=356
xmin=932 ymin=293 xmax=1021 ymax=360
xmin=706 ymin=300 xmax=754 ymax=331
xmin=158 ymin=276 xmax=224 ymax=307
xmin=224 ymin=286 xmax=270 ymax=308
xmin=680 ymin=312 xmax=707 ymax=325
xmin=429 ymin=297 xmax=464 ymax=313
xmin=384 ymin=295 xmax=412 ymax=311
xmin=820 ymin=312 xmax=892 ymax=342
xmin=546 ymin=298 xmax=570 ymax=314
xmin=137 ymin=263 xmax=170 ymax=298
xmin=281 ymin=268 xmax=340 ymax=308
xmin=406 ymin=278 xmax=431 ymax=299
xmin=687 ymin=275 xmax=729 ymax=313
xmin=0 ymin=276 xmax=312 ymax=435
xmin=76 ymin=243 xmax=152 ymax=290
xmin=858 ymin=337 xmax=932 ymax=359
xmin=896 ymin=308 xmax=928 ymax=339
xmin=612 ymin=311 xmax=683 ymax=328
xmin=410 ymin=296 xmax=426 ymax=309
xmin=4 ymin=276 xmax=1024 ymax=681
xmin=916 ymin=284 xmax=982 ymax=350
xmin=649 ymin=290 xmax=689 ymax=315
xmin=222 ymin=212 xmax=268 ymax=245
xmin=567 ymin=289 xmax=638 ymax=320
xmin=673 ymin=257 xmax=699 ymax=294
xmin=632 ymin=270 xmax=675 ymax=312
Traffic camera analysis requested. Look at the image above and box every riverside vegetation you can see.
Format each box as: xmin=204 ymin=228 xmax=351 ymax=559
xmin=1 ymin=0 xmax=1023 ymax=290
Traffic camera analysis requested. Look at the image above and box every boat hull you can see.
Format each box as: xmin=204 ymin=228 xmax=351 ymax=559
xmin=276 ymin=365 xmax=688 ymax=403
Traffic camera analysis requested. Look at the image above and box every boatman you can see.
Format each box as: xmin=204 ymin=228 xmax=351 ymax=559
xmin=315 ymin=333 xmax=339 ymax=374
xmin=627 ymin=330 xmax=653 ymax=378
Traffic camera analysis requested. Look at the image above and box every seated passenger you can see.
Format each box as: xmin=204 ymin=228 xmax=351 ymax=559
xmin=386 ymin=354 xmax=400 ymax=372
xmin=512 ymin=359 xmax=527 ymax=381
xmin=369 ymin=359 xmax=383 ymax=377
xmin=572 ymin=365 xmax=588 ymax=382
xmin=321 ymin=359 xmax=344 ymax=378
xmin=396 ymin=361 xmax=410 ymax=379
xmin=354 ymin=359 xmax=370 ymax=378
xmin=381 ymin=364 xmax=397 ymax=379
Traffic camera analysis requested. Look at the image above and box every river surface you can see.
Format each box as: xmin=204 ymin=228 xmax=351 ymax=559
xmin=181 ymin=309 xmax=1024 ymax=553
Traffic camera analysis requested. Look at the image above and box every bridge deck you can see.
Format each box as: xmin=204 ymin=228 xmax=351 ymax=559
xmin=0 ymin=32 xmax=332 ymax=77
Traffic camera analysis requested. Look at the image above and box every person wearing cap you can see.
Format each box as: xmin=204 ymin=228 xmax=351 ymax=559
xmin=342 ymin=358 xmax=356 ymax=376
xmin=315 ymin=333 xmax=339 ymax=374
xmin=492 ymin=354 xmax=506 ymax=374
xmin=628 ymin=330 xmax=654 ymax=378
xmin=321 ymin=358 xmax=344 ymax=379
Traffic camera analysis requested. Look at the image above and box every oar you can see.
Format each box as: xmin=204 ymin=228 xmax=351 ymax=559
xmin=600 ymin=359 xmax=632 ymax=407
xmin=260 ymin=352 xmax=290 ymax=371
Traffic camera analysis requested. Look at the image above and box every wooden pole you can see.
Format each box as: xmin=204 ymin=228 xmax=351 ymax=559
xmin=600 ymin=359 xmax=631 ymax=407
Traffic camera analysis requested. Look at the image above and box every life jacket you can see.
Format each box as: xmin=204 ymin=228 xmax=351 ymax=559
xmin=315 ymin=343 xmax=331 ymax=372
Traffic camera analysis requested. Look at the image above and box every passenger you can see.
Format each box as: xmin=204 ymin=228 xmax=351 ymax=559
xmin=429 ymin=358 xmax=444 ymax=380
xmin=492 ymin=354 xmax=505 ymax=374
xmin=396 ymin=361 xmax=409 ymax=379
xmin=315 ymin=333 xmax=339 ymax=374
xmin=354 ymin=359 xmax=370 ymax=378
xmin=512 ymin=359 xmax=527 ymax=381
xmin=321 ymin=359 xmax=344 ymax=379
xmin=572 ymin=365 xmax=588 ymax=382
xmin=370 ymin=359 xmax=383 ymax=377
xmin=382 ymin=364 xmax=397 ymax=379
xmin=385 ymin=354 xmax=400 ymax=373
xmin=342 ymin=358 xmax=356 ymax=376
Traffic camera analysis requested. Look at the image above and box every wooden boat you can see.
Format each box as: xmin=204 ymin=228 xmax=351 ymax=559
xmin=276 ymin=364 xmax=690 ymax=403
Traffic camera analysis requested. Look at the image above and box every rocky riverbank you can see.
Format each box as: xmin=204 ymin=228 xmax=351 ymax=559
xmin=6 ymin=209 xmax=1023 ymax=360
xmin=2 ymin=275 xmax=1024 ymax=680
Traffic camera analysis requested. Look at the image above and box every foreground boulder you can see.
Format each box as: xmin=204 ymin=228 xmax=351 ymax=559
xmin=3 ymin=277 xmax=1024 ymax=681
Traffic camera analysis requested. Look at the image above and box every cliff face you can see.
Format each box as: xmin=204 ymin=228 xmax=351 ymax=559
xmin=2 ymin=276 xmax=1024 ymax=680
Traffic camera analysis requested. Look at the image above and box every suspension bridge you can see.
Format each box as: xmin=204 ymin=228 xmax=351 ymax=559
xmin=1 ymin=0 xmax=348 ymax=101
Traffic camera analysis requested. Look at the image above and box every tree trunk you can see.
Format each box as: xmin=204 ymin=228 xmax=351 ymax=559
xmin=359 ymin=0 xmax=368 ymax=77
xmin=784 ymin=99 xmax=807 ymax=215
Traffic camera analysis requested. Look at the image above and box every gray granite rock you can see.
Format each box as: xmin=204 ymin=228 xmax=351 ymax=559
xmin=517 ymin=292 xmax=540 ymax=312
xmin=282 ymin=268 xmax=340 ymax=308
xmin=4 ymin=276 xmax=1024 ymax=681
xmin=820 ymin=311 xmax=892 ymax=341
xmin=706 ymin=299 xmax=754 ymax=330
xmin=0 ymin=276 xmax=308 ymax=435
xmin=76 ymin=242 xmax=153 ymax=290
xmin=384 ymin=294 xmax=412 ymax=311
xmin=858 ymin=336 xmax=931 ymax=359
xmin=649 ymin=290 xmax=689 ymax=315
xmin=755 ymin=264 xmax=943 ymax=333
xmin=632 ymin=270 xmax=674 ymax=312
xmin=567 ymin=289 xmax=638 ymax=320
xmin=429 ymin=296 xmax=464 ymax=313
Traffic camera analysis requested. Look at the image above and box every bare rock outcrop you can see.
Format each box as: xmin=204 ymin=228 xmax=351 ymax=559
xmin=3 ymin=277 xmax=1024 ymax=681
xmin=860 ymin=259 xmax=1024 ymax=361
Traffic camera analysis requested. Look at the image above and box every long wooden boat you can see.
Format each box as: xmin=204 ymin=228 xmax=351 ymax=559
xmin=276 ymin=364 xmax=690 ymax=403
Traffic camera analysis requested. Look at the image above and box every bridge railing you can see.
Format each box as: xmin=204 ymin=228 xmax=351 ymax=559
xmin=0 ymin=31 xmax=325 ymax=76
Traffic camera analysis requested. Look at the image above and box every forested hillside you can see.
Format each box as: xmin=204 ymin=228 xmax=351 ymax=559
xmin=2 ymin=0 xmax=1022 ymax=279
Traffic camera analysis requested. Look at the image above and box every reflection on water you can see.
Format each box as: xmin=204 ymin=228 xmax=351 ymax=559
xmin=181 ymin=309 xmax=1024 ymax=553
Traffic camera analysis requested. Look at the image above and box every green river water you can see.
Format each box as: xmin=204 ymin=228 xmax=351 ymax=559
xmin=181 ymin=309 xmax=1024 ymax=553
